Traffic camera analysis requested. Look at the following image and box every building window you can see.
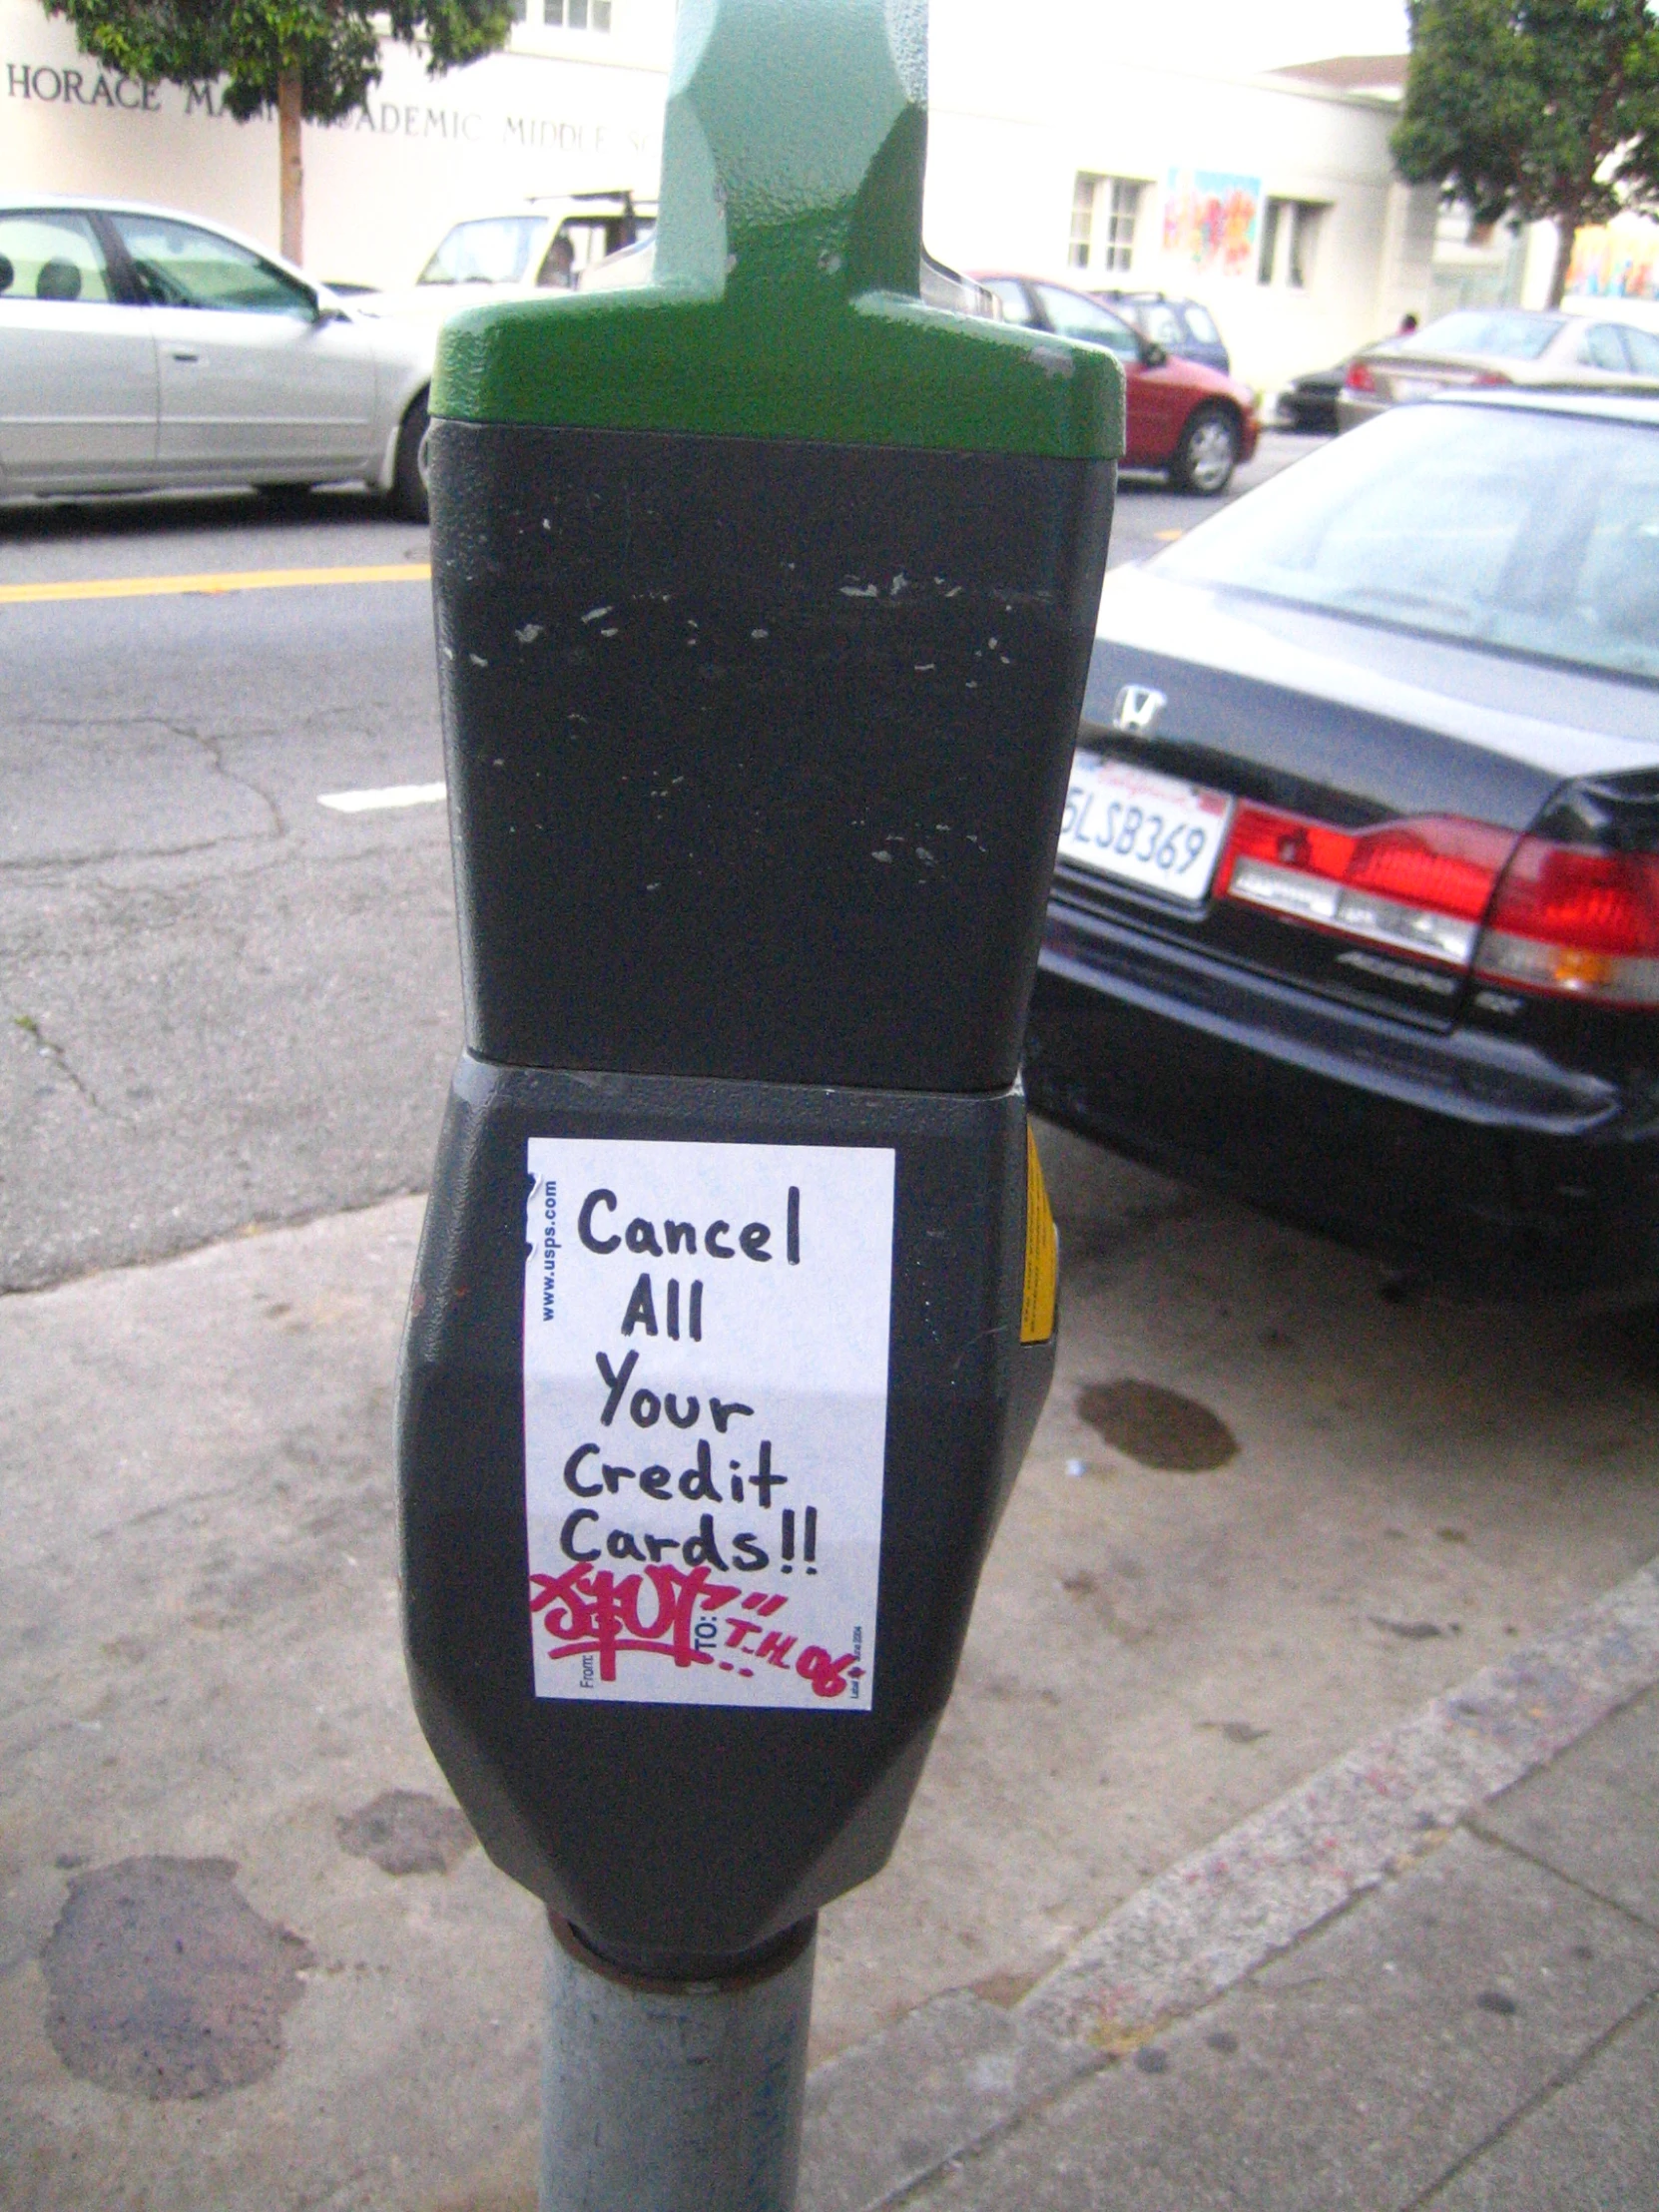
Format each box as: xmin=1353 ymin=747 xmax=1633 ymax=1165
xmin=543 ymin=0 xmax=613 ymax=25
xmin=1102 ymin=179 xmax=1142 ymax=273
xmin=1069 ymin=175 xmax=1099 ymax=270
xmin=1069 ymin=175 xmax=1144 ymax=276
xmin=1259 ymin=198 xmax=1325 ymax=288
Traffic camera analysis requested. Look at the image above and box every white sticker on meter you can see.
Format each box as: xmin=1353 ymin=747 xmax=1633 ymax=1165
xmin=523 ymin=1138 xmax=894 ymax=1710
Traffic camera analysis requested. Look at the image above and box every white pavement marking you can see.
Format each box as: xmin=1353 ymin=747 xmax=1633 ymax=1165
xmin=317 ymin=783 xmax=447 ymax=815
xmin=1020 ymin=1554 xmax=1659 ymax=2051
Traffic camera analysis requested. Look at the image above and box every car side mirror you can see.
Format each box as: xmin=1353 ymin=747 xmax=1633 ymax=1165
xmin=1142 ymin=339 xmax=1167 ymax=368
xmin=309 ymin=290 xmax=348 ymax=325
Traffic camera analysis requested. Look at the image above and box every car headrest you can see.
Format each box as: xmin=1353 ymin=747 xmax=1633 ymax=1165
xmin=36 ymin=258 xmax=83 ymax=301
xmin=0 ymin=256 xmax=13 ymax=296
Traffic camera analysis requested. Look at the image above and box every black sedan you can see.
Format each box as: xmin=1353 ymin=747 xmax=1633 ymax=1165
xmin=1275 ymin=355 xmax=1350 ymax=433
xmin=1024 ymin=389 xmax=1659 ymax=1304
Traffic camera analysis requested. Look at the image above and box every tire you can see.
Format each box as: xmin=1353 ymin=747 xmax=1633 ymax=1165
xmin=1169 ymin=404 xmax=1240 ymax=495
xmin=392 ymin=391 xmax=431 ymax=523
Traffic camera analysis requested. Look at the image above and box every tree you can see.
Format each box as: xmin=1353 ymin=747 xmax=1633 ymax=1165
xmin=43 ymin=0 xmax=516 ymax=266
xmin=1391 ymin=0 xmax=1659 ymax=305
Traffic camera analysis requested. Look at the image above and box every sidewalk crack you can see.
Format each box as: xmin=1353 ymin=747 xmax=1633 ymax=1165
xmin=1465 ymin=1817 xmax=1659 ymax=1938
xmin=11 ymin=1012 xmax=106 ymax=1115
xmin=1406 ymin=1989 xmax=1659 ymax=2209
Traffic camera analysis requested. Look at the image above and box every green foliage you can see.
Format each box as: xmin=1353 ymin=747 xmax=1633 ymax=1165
xmin=43 ymin=0 xmax=515 ymax=123
xmin=1392 ymin=0 xmax=1659 ymax=233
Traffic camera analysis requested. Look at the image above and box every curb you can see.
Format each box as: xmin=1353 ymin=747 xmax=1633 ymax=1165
xmin=800 ymin=1555 xmax=1659 ymax=2212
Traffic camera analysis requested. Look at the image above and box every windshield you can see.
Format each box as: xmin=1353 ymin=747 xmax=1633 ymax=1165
xmin=417 ymin=217 xmax=543 ymax=286
xmin=1031 ymin=284 xmax=1142 ymax=357
xmin=1397 ymin=310 xmax=1562 ymax=360
xmin=1155 ymin=402 xmax=1659 ymax=682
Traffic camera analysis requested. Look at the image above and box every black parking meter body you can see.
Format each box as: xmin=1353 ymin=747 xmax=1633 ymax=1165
xmin=398 ymin=0 xmax=1121 ymax=1978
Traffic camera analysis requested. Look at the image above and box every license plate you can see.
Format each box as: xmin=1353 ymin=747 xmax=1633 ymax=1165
xmin=1055 ymin=753 xmax=1232 ymax=904
xmin=1389 ymin=375 xmax=1443 ymax=403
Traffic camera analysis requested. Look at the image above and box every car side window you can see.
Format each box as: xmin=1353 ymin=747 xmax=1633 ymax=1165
xmin=0 ymin=211 xmax=114 ymax=304
xmin=1138 ymin=303 xmax=1182 ymax=348
xmin=1032 ymin=284 xmax=1142 ymax=358
xmin=1620 ymin=325 xmax=1659 ymax=377
xmin=1183 ymin=302 xmax=1222 ymax=345
xmin=980 ymin=278 xmax=1035 ymax=325
xmin=536 ymin=233 xmax=577 ymax=288
xmin=1581 ymin=324 xmax=1632 ymax=372
xmin=107 ymin=214 xmax=313 ymax=314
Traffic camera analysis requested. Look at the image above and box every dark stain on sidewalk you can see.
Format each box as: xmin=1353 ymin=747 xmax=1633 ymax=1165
xmin=41 ymin=1856 xmax=312 ymax=2100
xmin=1078 ymin=1380 xmax=1238 ymax=1471
xmin=337 ymin=1789 xmax=475 ymax=1876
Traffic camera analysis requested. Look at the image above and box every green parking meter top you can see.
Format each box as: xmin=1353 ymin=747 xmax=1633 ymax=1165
xmin=432 ymin=0 xmax=1123 ymax=461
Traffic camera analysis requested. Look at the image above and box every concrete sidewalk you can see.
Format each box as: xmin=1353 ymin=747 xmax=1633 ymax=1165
xmin=804 ymin=1567 xmax=1659 ymax=2210
xmin=2 ymin=1146 xmax=1657 ymax=2210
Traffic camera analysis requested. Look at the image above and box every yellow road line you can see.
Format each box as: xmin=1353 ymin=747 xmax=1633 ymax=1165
xmin=0 ymin=563 xmax=431 ymax=606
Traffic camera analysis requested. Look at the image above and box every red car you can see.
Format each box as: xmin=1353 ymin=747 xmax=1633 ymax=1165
xmin=975 ymin=275 xmax=1260 ymax=493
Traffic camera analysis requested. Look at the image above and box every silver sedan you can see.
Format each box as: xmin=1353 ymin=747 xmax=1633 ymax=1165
xmin=1336 ymin=305 xmax=1659 ymax=433
xmin=0 ymin=197 xmax=436 ymax=516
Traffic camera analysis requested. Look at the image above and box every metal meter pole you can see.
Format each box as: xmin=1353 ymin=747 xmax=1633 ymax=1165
xmin=542 ymin=1918 xmax=816 ymax=2212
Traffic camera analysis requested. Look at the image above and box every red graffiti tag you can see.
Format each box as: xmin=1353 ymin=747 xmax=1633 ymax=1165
xmin=528 ymin=1562 xmax=740 ymax=1679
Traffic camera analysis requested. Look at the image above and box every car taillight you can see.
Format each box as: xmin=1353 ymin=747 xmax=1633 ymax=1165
xmin=1475 ymin=839 xmax=1659 ymax=1006
xmin=1471 ymin=369 xmax=1511 ymax=386
xmin=1217 ymin=804 xmax=1512 ymax=965
xmin=1345 ymin=359 xmax=1377 ymax=393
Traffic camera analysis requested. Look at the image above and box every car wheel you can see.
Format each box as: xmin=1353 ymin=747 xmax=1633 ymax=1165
xmin=1170 ymin=405 xmax=1239 ymax=495
xmin=392 ymin=391 xmax=431 ymax=523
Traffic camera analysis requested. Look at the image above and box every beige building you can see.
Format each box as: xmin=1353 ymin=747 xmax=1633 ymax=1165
xmin=1 ymin=0 xmax=1442 ymax=393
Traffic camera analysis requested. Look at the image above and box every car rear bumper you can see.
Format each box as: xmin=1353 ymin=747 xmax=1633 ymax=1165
xmin=1276 ymin=390 xmax=1338 ymax=431
xmin=1026 ymin=904 xmax=1659 ymax=1306
xmin=1335 ymin=390 xmax=1388 ymax=432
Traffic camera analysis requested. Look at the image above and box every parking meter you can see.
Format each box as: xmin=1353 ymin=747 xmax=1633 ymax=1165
xmin=397 ymin=0 xmax=1119 ymax=2197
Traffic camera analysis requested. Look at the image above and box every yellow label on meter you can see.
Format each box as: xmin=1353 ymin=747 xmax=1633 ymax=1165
xmin=1020 ymin=1124 xmax=1058 ymax=1344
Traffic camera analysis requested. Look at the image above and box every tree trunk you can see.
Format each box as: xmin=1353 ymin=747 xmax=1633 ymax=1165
xmin=278 ymin=66 xmax=303 ymax=267
xmin=1546 ymin=215 xmax=1577 ymax=308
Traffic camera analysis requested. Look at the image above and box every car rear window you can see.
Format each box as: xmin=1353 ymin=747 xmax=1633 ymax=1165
xmin=1396 ymin=310 xmax=1562 ymax=360
xmin=1155 ymin=401 xmax=1659 ymax=682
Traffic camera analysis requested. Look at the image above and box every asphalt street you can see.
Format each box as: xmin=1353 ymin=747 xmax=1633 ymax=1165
xmin=1 ymin=491 xmax=449 ymax=1292
xmin=0 ymin=433 xmax=1323 ymax=1294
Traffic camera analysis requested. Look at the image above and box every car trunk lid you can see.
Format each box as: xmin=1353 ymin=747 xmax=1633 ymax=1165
xmin=1052 ymin=575 xmax=1607 ymax=1032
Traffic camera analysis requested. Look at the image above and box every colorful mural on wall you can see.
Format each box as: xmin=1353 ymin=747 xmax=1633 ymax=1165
xmin=1162 ymin=169 xmax=1261 ymax=277
xmin=1567 ymin=218 xmax=1659 ymax=301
